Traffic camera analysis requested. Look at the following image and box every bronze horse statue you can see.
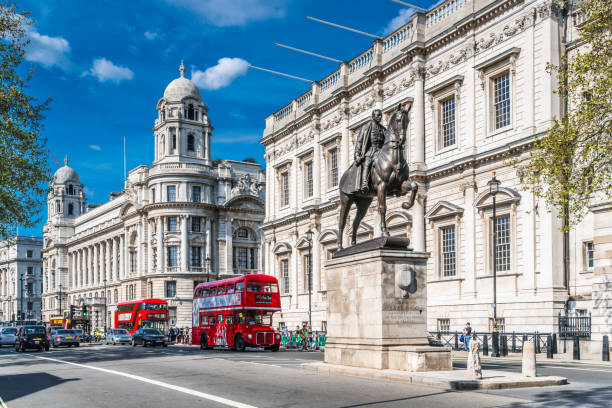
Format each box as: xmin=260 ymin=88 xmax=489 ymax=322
xmin=338 ymin=105 xmax=418 ymax=250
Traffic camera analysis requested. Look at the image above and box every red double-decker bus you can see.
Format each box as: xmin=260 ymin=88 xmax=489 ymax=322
xmin=192 ymin=274 xmax=281 ymax=351
xmin=114 ymin=299 xmax=169 ymax=335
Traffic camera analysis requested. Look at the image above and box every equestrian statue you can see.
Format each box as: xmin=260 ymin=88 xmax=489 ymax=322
xmin=337 ymin=104 xmax=418 ymax=250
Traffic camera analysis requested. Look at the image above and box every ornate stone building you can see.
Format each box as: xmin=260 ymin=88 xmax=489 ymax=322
xmin=42 ymin=63 xmax=265 ymax=329
xmin=260 ymin=0 xmax=611 ymax=352
xmin=0 ymin=237 xmax=44 ymax=322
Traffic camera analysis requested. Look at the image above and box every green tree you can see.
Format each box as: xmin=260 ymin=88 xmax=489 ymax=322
xmin=518 ymin=0 xmax=611 ymax=230
xmin=0 ymin=2 xmax=50 ymax=240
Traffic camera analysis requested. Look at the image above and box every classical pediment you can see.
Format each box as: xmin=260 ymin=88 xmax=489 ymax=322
xmin=425 ymin=201 xmax=464 ymax=221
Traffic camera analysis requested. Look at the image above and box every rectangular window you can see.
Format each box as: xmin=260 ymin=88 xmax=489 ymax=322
xmin=165 ymin=281 xmax=176 ymax=298
xmin=167 ymin=246 xmax=178 ymax=267
xmin=167 ymin=216 xmax=178 ymax=232
xmin=328 ymin=149 xmax=338 ymax=188
xmin=27 ymin=250 xmax=33 ymax=258
xmin=495 ymin=215 xmax=511 ymax=272
xmin=303 ymin=254 xmax=312 ymax=292
xmin=441 ymin=226 xmax=456 ymax=277
xmin=235 ymin=248 xmax=248 ymax=269
xmin=168 ymin=307 xmax=177 ymax=325
xmin=167 ymin=185 xmax=176 ymax=202
xmin=488 ymin=318 xmax=505 ymax=332
xmin=437 ymin=318 xmax=450 ymax=333
xmin=151 ymin=189 xmax=156 ymax=203
xmin=304 ymin=161 xmax=313 ymax=198
xmin=27 ymin=266 xmax=33 ymax=275
xmin=152 ymin=248 xmax=157 ymax=270
xmin=250 ymin=248 xmax=257 ymax=270
xmin=440 ymin=96 xmax=456 ymax=148
xmin=494 ymin=72 xmax=511 ymax=129
xmin=191 ymin=246 xmax=202 ymax=267
xmin=129 ymin=250 xmax=136 ymax=273
xmin=172 ymin=134 xmax=177 ymax=150
xmin=192 ymin=186 xmax=201 ymax=202
xmin=585 ymin=242 xmax=594 ymax=269
xmin=281 ymin=172 xmax=289 ymax=207
xmin=281 ymin=259 xmax=289 ymax=295
xmin=191 ymin=217 xmax=201 ymax=232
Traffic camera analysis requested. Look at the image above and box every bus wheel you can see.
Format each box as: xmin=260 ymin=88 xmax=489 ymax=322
xmin=270 ymin=344 xmax=280 ymax=352
xmin=200 ymin=334 xmax=208 ymax=350
xmin=235 ymin=334 xmax=246 ymax=352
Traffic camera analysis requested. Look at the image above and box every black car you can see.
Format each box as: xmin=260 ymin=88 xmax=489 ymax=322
xmin=132 ymin=328 xmax=168 ymax=347
xmin=15 ymin=325 xmax=50 ymax=352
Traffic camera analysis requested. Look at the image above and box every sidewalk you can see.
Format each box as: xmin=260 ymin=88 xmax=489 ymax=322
xmin=452 ymin=349 xmax=612 ymax=367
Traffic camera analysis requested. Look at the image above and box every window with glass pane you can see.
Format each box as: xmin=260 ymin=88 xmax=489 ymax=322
xmin=303 ymin=254 xmax=312 ymax=291
xmin=168 ymin=307 xmax=177 ymax=325
xmin=151 ymin=188 xmax=156 ymax=203
xmin=438 ymin=318 xmax=450 ymax=333
xmin=167 ymin=185 xmax=176 ymax=202
xmin=441 ymin=96 xmax=456 ymax=148
xmin=494 ymin=73 xmax=511 ymax=129
xmin=129 ymin=250 xmax=136 ymax=273
xmin=281 ymin=259 xmax=289 ymax=294
xmin=236 ymin=248 xmax=248 ymax=269
xmin=192 ymin=186 xmax=201 ymax=202
xmin=495 ymin=215 xmax=511 ymax=272
xmin=152 ymin=248 xmax=157 ymax=269
xmin=586 ymin=242 xmax=594 ymax=269
xmin=281 ymin=172 xmax=289 ymax=207
xmin=250 ymin=248 xmax=257 ymax=269
xmin=441 ymin=225 xmax=456 ymax=276
xmin=167 ymin=246 xmax=178 ymax=267
xmin=237 ymin=228 xmax=249 ymax=239
xmin=191 ymin=217 xmax=201 ymax=232
xmin=304 ymin=162 xmax=313 ymax=198
xmin=328 ymin=149 xmax=338 ymax=188
xmin=165 ymin=281 xmax=176 ymax=298
xmin=167 ymin=216 xmax=178 ymax=231
xmin=191 ymin=246 xmax=201 ymax=267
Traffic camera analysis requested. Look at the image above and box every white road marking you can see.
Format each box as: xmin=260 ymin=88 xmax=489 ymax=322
xmin=240 ymin=361 xmax=281 ymax=368
xmin=33 ymin=355 xmax=258 ymax=408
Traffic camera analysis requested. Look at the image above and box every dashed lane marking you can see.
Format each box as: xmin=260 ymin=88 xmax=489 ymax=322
xmin=33 ymin=355 xmax=257 ymax=408
xmin=0 ymin=394 xmax=8 ymax=408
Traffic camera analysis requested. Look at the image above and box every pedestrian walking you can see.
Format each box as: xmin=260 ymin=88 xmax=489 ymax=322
xmin=299 ymin=324 xmax=309 ymax=351
xmin=463 ymin=322 xmax=472 ymax=351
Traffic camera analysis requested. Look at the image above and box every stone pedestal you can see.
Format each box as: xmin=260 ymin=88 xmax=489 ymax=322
xmin=324 ymin=239 xmax=451 ymax=372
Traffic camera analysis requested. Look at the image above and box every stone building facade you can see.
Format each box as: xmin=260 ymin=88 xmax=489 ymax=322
xmin=260 ymin=0 xmax=611 ymax=351
xmin=0 ymin=237 xmax=44 ymax=322
xmin=41 ymin=63 xmax=265 ymax=329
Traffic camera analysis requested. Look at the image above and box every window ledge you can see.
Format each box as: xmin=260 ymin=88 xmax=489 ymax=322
xmin=435 ymin=144 xmax=458 ymax=156
xmin=476 ymin=272 xmax=521 ymax=279
xmin=580 ymin=269 xmax=594 ymax=274
xmin=487 ymin=125 xmax=513 ymax=138
xmin=429 ymin=277 xmax=464 ymax=283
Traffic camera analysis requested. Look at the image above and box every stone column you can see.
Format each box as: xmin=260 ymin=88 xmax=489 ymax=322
xmin=70 ymin=252 xmax=75 ymax=290
xmin=156 ymin=217 xmax=164 ymax=274
xmin=313 ymin=116 xmax=322 ymax=202
xmin=138 ymin=217 xmax=144 ymax=276
xmin=112 ymin=238 xmax=118 ymax=282
xmin=463 ymin=182 xmax=477 ymax=297
xmin=94 ymin=244 xmax=100 ymax=286
xmin=181 ymin=215 xmax=189 ymax=272
xmin=520 ymin=189 xmax=536 ymax=294
xmin=225 ymin=217 xmax=233 ymax=274
xmin=106 ymin=239 xmax=112 ymax=283
xmin=205 ymin=217 xmax=212 ymax=265
xmin=119 ymin=234 xmax=125 ymax=279
xmin=413 ymin=192 xmax=426 ymax=252
xmin=340 ymin=96 xmax=350 ymax=174
xmin=292 ymin=149 xmax=298 ymax=211
xmin=411 ymin=58 xmax=425 ymax=169
xmin=88 ymin=246 xmax=93 ymax=287
xmin=147 ymin=219 xmax=153 ymax=276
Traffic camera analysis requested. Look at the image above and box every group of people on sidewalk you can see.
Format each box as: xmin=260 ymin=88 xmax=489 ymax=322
xmin=168 ymin=327 xmax=191 ymax=344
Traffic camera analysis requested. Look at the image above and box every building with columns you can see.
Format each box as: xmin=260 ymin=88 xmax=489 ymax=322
xmin=41 ymin=63 xmax=265 ymax=329
xmin=0 ymin=237 xmax=44 ymax=322
xmin=260 ymin=0 xmax=611 ymax=351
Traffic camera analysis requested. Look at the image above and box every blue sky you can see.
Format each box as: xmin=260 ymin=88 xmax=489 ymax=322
xmin=18 ymin=0 xmax=436 ymax=236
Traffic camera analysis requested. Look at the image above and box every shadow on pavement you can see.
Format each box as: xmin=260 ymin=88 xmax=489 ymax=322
xmin=0 ymin=373 xmax=79 ymax=403
xmin=507 ymin=386 xmax=612 ymax=407
xmin=338 ymin=391 xmax=453 ymax=407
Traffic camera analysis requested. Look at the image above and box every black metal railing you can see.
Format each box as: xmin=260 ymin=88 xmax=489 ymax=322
xmin=430 ymin=331 xmax=552 ymax=353
xmin=558 ymin=312 xmax=591 ymax=339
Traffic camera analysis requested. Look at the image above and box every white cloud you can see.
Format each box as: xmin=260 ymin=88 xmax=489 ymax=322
xmin=383 ymin=8 xmax=415 ymax=36
xmin=83 ymin=187 xmax=95 ymax=198
xmin=164 ymin=0 xmax=285 ymax=27
xmin=89 ymin=144 xmax=101 ymax=151
xmin=191 ymin=58 xmax=248 ymax=90
xmin=25 ymin=27 xmax=71 ymax=70
xmin=82 ymin=58 xmax=134 ymax=84
xmin=144 ymin=30 xmax=163 ymax=41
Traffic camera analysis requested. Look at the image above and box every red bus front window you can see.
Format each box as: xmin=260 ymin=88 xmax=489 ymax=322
xmin=246 ymin=310 xmax=262 ymax=325
xmin=235 ymin=281 xmax=245 ymax=292
xmin=202 ymin=288 xmax=209 ymax=296
xmin=209 ymin=287 xmax=217 ymax=296
xmin=247 ymin=282 xmax=262 ymax=292
xmin=263 ymin=283 xmax=278 ymax=293
xmin=227 ymin=284 xmax=235 ymax=293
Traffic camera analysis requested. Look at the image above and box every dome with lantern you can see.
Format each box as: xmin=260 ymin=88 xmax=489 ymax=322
xmin=163 ymin=61 xmax=202 ymax=102
xmin=53 ymin=156 xmax=80 ymax=185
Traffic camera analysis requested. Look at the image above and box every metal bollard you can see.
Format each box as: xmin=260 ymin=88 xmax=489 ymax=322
xmin=552 ymin=333 xmax=558 ymax=354
xmin=602 ymin=336 xmax=610 ymax=362
xmin=483 ymin=335 xmax=489 ymax=356
xmin=546 ymin=335 xmax=553 ymax=359
xmin=492 ymin=330 xmax=500 ymax=357
xmin=512 ymin=332 xmax=516 ymax=353
xmin=502 ymin=335 xmax=508 ymax=357
xmin=535 ymin=334 xmax=541 ymax=354
xmin=573 ymin=336 xmax=580 ymax=360
xmin=455 ymin=331 xmax=459 ymax=349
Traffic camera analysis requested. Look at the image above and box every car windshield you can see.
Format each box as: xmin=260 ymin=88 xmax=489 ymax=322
xmin=1 ymin=328 xmax=17 ymax=334
xmin=56 ymin=330 xmax=72 ymax=335
xmin=113 ymin=329 xmax=129 ymax=335
xmin=143 ymin=329 xmax=162 ymax=335
xmin=73 ymin=330 xmax=83 ymax=334
xmin=25 ymin=327 xmax=46 ymax=335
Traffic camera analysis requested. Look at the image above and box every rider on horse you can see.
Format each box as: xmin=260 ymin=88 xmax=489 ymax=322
xmin=354 ymin=109 xmax=386 ymax=194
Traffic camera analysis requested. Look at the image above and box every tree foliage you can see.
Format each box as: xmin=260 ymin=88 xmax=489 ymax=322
xmin=0 ymin=2 xmax=50 ymax=240
xmin=518 ymin=0 xmax=611 ymax=229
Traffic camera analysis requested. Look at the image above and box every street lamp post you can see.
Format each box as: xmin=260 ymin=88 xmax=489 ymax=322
xmin=19 ymin=275 xmax=23 ymax=322
xmin=488 ymin=172 xmax=501 ymax=358
xmin=205 ymin=256 xmax=212 ymax=283
xmin=103 ymin=279 xmax=107 ymax=333
xmin=305 ymin=229 xmax=314 ymax=330
xmin=57 ymin=284 xmax=63 ymax=318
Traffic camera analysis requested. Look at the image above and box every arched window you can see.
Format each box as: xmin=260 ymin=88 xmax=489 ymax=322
xmin=68 ymin=185 xmax=74 ymax=195
xmin=55 ymin=200 xmax=61 ymax=213
xmin=172 ymin=134 xmax=177 ymax=150
xmin=68 ymin=203 xmax=74 ymax=215
xmin=187 ymin=104 xmax=195 ymax=120
xmin=187 ymin=134 xmax=195 ymax=151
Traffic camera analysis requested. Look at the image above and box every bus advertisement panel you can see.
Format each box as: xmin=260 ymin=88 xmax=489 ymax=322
xmin=114 ymin=298 xmax=169 ymax=335
xmin=192 ymin=274 xmax=281 ymax=352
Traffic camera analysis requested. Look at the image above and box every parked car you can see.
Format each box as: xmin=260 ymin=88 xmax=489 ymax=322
xmin=72 ymin=329 xmax=91 ymax=343
xmin=14 ymin=325 xmax=50 ymax=352
xmin=51 ymin=329 xmax=80 ymax=348
xmin=106 ymin=329 xmax=132 ymax=345
xmin=0 ymin=327 xmax=18 ymax=347
xmin=132 ymin=328 xmax=168 ymax=347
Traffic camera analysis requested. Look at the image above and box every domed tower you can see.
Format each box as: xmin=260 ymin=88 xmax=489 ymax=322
xmin=154 ymin=61 xmax=212 ymax=166
xmin=48 ymin=156 xmax=86 ymax=222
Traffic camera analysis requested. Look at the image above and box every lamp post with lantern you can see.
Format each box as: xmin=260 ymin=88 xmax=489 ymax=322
xmin=488 ymin=172 xmax=501 ymax=357
xmin=305 ymin=229 xmax=314 ymax=330
xmin=205 ymin=256 xmax=212 ymax=282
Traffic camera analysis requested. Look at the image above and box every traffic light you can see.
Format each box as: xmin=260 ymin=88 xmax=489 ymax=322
xmin=16 ymin=312 xmax=21 ymax=321
xmin=82 ymin=305 xmax=88 ymax=318
xmin=70 ymin=305 xmax=75 ymax=318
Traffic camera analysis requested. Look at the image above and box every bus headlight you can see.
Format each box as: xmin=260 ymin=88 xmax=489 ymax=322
xmin=247 ymin=334 xmax=253 ymax=340
xmin=275 ymin=334 xmax=280 ymax=340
